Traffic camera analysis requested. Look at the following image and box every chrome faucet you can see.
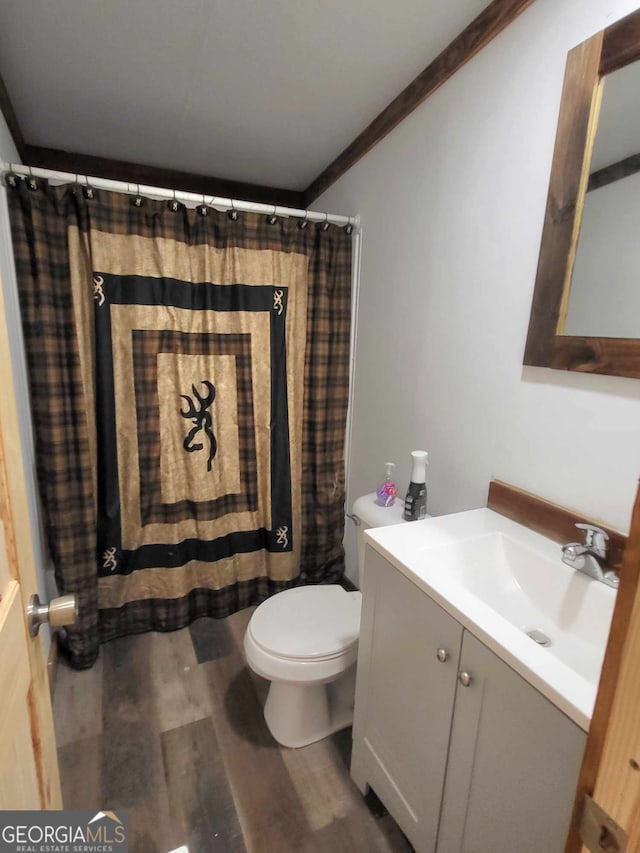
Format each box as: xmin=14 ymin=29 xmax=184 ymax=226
xmin=561 ymin=523 xmax=619 ymax=589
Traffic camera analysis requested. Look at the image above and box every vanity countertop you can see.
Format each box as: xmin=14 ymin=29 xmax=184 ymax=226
xmin=365 ymin=508 xmax=617 ymax=731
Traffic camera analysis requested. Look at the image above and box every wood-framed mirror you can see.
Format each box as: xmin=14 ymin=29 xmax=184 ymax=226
xmin=524 ymin=8 xmax=640 ymax=379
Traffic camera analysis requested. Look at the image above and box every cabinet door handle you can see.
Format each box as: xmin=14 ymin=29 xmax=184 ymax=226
xmin=458 ymin=671 xmax=473 ymax=687
xmin=436 ymin=648 xmax=449 ymax=663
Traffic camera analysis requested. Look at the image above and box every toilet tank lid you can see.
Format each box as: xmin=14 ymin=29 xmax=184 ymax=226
xmin=352 ymin=492 xmax=407 ymax=528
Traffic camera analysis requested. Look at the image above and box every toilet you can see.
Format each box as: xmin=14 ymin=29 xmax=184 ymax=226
xmin=244 ymin=492 xmax=407 ymax=748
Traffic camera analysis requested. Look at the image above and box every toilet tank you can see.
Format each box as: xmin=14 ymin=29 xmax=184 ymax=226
xmin=351 ymin=492 xmax=407 ymax=588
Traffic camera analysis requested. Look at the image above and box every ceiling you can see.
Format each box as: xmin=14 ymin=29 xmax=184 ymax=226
xmin=0 ymin=0 xmax=491 ymax=191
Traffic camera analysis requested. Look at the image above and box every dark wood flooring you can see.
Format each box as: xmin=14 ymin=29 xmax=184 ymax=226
xmin=53 ymin=607 xmax=413 ymax=853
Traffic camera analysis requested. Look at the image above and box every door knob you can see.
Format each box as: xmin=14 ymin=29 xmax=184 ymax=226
xmin=436 ymin=648 xmax=449 ymax=663
xmin=27 ymin=593 xmax=78 ymax=637
xmin=458 ymin=671 xmax=473 ymax=687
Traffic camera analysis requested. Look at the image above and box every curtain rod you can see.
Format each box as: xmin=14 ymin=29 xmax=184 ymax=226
xmin=2 ymin=162 xmax=359 ymax=230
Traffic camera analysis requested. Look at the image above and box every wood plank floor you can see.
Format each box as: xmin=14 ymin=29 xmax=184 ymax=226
xmin=53 ymin=607 xmax=414 ymax=853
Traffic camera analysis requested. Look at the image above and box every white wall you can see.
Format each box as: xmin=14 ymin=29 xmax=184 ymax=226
xmin=0 ymin=111 xmax=18 ymax=163
xmin=565 ymin=171 xmax=640 ymax=337
xmin=317 ymin=0 xmax=640 ymax=583
xmin=0 ymin=112 xmax=53 ymax=653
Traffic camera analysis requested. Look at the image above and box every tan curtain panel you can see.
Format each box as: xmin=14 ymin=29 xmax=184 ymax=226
xmin=7 ymin=178 xmax=352 ymax=669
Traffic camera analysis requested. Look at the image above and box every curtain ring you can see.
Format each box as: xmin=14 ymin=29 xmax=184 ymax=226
xmin=298 ymin=210 xmax=309 ymax=230
xmin=132 ymin=182 xmax=144 ymax=207
xmin=82 ymin=173 xmax=95 ymax=200
xmin=168 ymin=188 xmax=181 ymax=212
xmin=266 ymin=204 xmax=278 ymax=225
xmin=199 ymin=192 xmax=208 ymax=216
xmin=228 ymin=198 xmax=238 ymax=221
xmin=6 ymin=163 xmax=17 ymax=187
xmin=26 ymin=164 xmax=39 ymax=192
xmin=321 ymin=212 xmax=330 ymax=231
xmin=344 ymin=215 xmax=354 ymax=235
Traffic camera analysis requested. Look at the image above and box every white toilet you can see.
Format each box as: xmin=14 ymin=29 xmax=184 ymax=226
xmin=244 ymin=492 xmax=407 ymax=748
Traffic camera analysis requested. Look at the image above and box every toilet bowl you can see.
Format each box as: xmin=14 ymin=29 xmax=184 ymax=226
xmin=244 ymin=492 xmax=408 ymax=748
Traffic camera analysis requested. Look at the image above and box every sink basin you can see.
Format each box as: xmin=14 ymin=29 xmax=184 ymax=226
xmin=365 ymin=508 xmax=617 ymax=730
xmin=423 ymin=531 xmax=613 ymax=684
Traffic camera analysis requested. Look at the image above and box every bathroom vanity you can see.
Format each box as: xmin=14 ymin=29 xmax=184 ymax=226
xmin=351 ymin=510 xmax=616 ymax=853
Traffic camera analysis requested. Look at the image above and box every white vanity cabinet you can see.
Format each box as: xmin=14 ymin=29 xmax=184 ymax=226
xmin=352 ymin=547 xmax=587 ymax=853
xmin=351 ymin=546 xmax=464 ymax=852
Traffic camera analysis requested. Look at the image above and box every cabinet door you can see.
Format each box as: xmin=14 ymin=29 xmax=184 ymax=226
xmin=352 ymin=547 xmax=463 ymax=853
xmin=437 ymin=631 xmax=586 ymax=853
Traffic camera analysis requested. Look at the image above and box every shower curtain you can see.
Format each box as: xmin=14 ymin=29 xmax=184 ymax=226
xmin=7 ymin=177 xmax=352 ymax=669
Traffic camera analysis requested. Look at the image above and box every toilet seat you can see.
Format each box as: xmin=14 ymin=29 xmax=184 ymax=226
xmin=244 ymin=585 xmax=362 ymax=684
xmin=248 ymin=585 xmax=361 ymax=662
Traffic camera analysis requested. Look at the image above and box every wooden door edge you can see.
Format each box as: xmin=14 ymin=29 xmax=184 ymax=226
xmin=0 ymin=270 xmax=62 ymax=808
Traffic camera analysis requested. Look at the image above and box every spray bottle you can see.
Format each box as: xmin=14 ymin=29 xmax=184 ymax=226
xmin=403 ymin=450 xmax=428 ymax=521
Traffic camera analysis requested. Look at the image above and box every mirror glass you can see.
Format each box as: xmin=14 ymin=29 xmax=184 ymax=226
xmin=562 ymin=60 xmax=640 ymax=338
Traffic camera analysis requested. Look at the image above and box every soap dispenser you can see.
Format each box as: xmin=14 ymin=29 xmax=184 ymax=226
xmin=403 ymin=450 xmax=428 ymax=520
xmin=375 ymin=462 xmax=398 ymax=507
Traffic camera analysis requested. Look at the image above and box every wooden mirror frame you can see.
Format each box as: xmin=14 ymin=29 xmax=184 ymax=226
xmin=524 ymin=8 xmax=640 ymax=379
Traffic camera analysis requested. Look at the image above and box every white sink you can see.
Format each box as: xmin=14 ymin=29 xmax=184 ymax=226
xmin=421 ymin=531 xmax=613 ymax=683
xmin=365 ymin=508 xmax=617 ymax=731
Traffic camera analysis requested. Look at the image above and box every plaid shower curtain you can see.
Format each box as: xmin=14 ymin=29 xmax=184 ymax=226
xmin=7 ymin=177 xmax=352 ymax=669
